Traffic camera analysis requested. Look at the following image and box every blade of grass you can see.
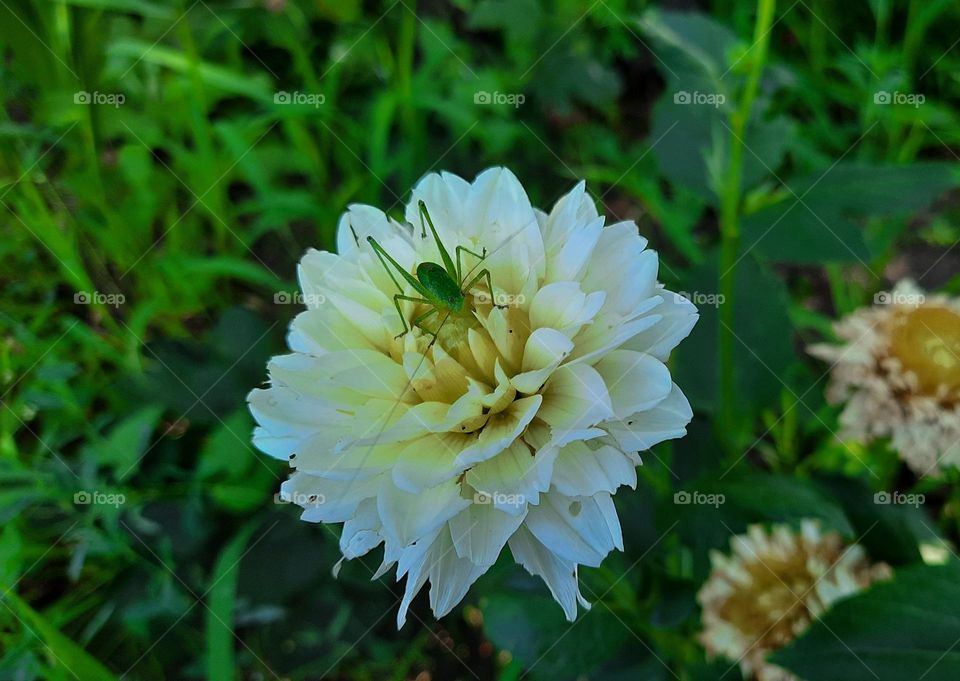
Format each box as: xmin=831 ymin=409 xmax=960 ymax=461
xmin=2 ymin=589 xmax=121 ymax=680
xmin=205 ymin=521 xmax=259 ymax=681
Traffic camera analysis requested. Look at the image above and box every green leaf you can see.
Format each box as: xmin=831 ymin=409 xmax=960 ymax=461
xmin=741 ymin=163 xmax=958 ymax=263
xmin=701 ymin=473 xmax=854 ymax=535
xmin=672 ymin=252 xmax=795 ymax=415
xmin=673 ymin=472 xmax=854 ymax=580
xmin=106 ymin=41 xmax=273 ymax=101
xmin=161 ymin=255 xmax=285 ymax=292
xmin=482 ymin=593 xmax=629 ymax=680
xmin=637 ymin=9 xmax=737 ymax=87
xmin=0 ymin=524 xmax=23 ymax=585
xmin=1 ymin=590 xmax=121 ymax=680
xmin=206 ymin=522 xmax=260 ymax=681
xmin=197 ymin=410 xmax=255 ymax=481
xmin=56 ymin=0 xmax=174 ymax=19
xmin=815 ymin=476 xmax=930 ymax=566
xmin=772 ymin=562 xmax=960 ymax=681
xmin=88 ymin=405 xmax=164 ymax=481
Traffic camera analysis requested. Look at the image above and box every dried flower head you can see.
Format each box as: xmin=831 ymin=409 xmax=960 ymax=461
xmin=698 ymin=521 xmax=890 ymax=681
xmin=809 ymin=279 xmax=960 ymax=475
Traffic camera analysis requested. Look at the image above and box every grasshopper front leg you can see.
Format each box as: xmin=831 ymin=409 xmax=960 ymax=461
xmin=392 ymin=295 xmax=432 ymax=339
xmin=455 ymin=245 xmax=487 ymax=282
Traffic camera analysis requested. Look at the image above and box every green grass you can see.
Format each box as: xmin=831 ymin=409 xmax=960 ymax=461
xmin=3 ymin=0 xmax=960 ymax=679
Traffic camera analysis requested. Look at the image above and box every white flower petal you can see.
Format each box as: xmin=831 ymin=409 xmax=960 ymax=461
xmin=391 ymin=432 xmax=474 ymax=493
xmin=454 ymin=395 xmax=542 ymax=468
xmin=465 ymin=439 xmax=558 ymax=514
xmin=336 ymin=204 xmax=412 ymax=255
xmin=551 ymin=441 xmax=637 ymax=496
xmin=595 ymin=350 xmax=672 ymax=418
xmin=621 ymin=288 xmax=699 ymax=361
xmin=428 ymin=525 xmax=490 ymax=618
xmin=449 ymin=503 xmax=527 ymax=566
xmin=605 ymin=383 xmax=693 ymax=451
xmin=513 ymin=328 xmax=574 ymax=394
xmin=338 ymin=498 xmax=383 ymax=563
xmin=539 ymin=364 xmax=615 ymax=434
xmin=582 ymin=221 xmax=656 ymax=316
xmin=406 ymin=171 xmax=472 ymax=246
xmin=547 ymin=216 xmax=605 ymax=283
xmin=394 ymin=528 xmax=439 ymax=627
xmin=378 ymin=479 xmax=469 ymax=548
xmin=530 ymin=282 xmax=587 ymax=331
xmin=281 ymin=472 xmax=382 ymax=523
xmin=508 ymin=525 xmax=589 ymax=622
xmin=525 ymin=492 xmax=623 ymax=567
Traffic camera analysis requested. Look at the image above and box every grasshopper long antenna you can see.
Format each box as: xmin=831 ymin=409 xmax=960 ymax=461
xmin=459 ymin=216 xmax=539 ymax=288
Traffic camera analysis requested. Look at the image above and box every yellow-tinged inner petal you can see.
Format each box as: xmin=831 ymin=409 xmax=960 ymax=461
xmin=889 ymin=306 xmax=960 ymax=394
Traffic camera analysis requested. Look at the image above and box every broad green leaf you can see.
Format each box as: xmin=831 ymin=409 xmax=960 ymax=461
xmin=673 ymin=472 xmax=853 ymax=580
xmin=672 ymin=252 xmax=795 ymax=415
xmin=698 ymin=473 xmax=853 ymax=535
xmin=637 ymin=9 xmax=738 ymax=88
xmin=482 ymin=593 xmax=629 ymax=680
xmin=741 ymin=162 xmax=958 ymax=263
xmin=816 ymin=476 xmax=931 ymax=566
xmin=648 ymin=97 xmax=794 ymax=202
xmin=772 ymin=562 xmax=960 ymax=681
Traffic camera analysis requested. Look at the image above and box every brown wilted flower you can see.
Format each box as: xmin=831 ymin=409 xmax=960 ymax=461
xmin=697 ymin=521 xmax=889 ymax=681
xmin=809 ymin=279 xmax=960 ymax=475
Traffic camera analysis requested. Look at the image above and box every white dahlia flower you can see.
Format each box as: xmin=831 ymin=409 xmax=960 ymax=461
xmin=809 ymin=279 xmax=960 ymax=475
xmin=248 ymin=168 xmax=697 ymax=626
xmin=698 ymin=521 xmax=889 ymax=681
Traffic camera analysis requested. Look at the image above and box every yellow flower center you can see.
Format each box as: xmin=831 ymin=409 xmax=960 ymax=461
xmin=717 ymin=552 xmax=816 ymax=649
xmin=889 ymin=306 xmax=960 ymax=394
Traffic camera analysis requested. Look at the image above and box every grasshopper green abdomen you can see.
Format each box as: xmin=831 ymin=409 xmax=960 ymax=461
xmin=416 ymin=262 xmax=465 ymax=313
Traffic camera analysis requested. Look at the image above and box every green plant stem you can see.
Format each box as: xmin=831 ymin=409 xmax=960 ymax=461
xmin=718 ymin=0 xmax=776 ymax=452
xmin=397 ymin=0 xmax=419 ymax=187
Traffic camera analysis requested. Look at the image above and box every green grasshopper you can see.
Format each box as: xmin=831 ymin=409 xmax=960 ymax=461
xmin=364 ymin=201 xmax=504 ymax=340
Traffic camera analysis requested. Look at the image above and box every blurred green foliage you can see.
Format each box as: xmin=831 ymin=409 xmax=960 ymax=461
xmin=3 ymin=0 xmax=960 ymax=679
